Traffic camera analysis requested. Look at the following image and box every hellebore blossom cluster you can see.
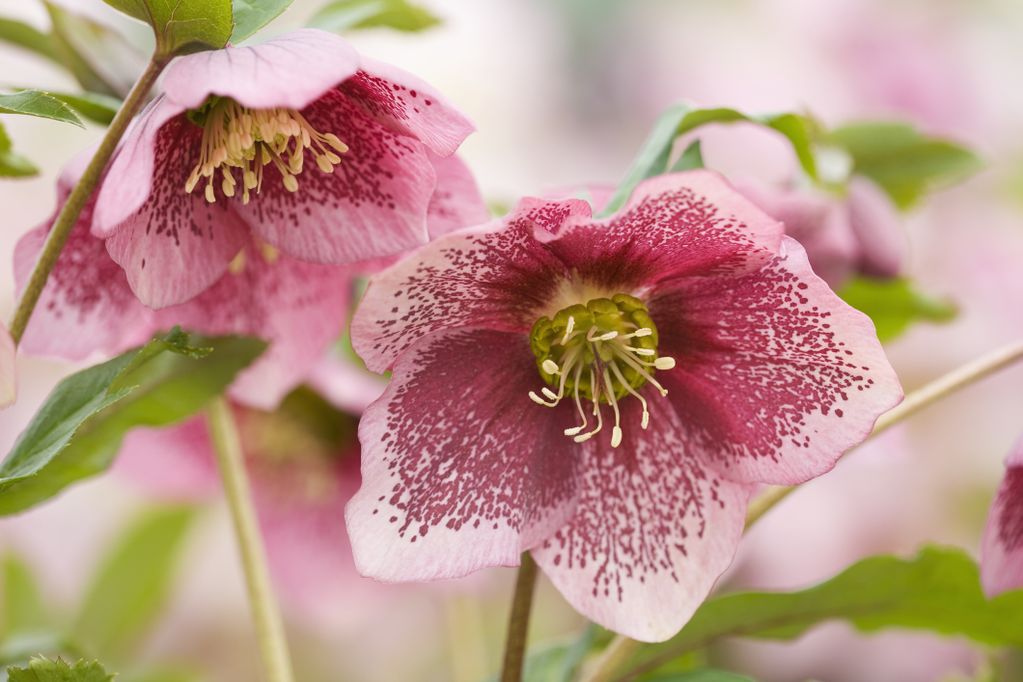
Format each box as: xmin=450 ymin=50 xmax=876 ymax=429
xmin=982 ymin=436 xmax=1023 ymax=597
xmin=348 ymin=171 xmax=902 ymax=640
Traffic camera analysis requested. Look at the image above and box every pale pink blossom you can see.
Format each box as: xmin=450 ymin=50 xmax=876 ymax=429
xmin=347 ymin=171 xmax=903 ymax=641
xmin=981 ymin=436 xmax=1023 ymax=597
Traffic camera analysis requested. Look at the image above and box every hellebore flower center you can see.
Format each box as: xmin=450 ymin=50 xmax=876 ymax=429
xmin=185 ymin=96 xmax=350 ymax=204
xmin=529 ymin=293 xmax=676 ymax=448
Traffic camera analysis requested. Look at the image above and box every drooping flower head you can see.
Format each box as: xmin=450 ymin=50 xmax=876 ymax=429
xmin=91 ymin=29 xmax=474 ymax=308
xmin=15 ymin=148 xmax=486 ymax=409
xmin=981 ymin=436 xmax=1023 ymax=597
xmin=0 ymin=323 xmax=13 ymax=409
xmin=348 ymin=171 xmax=902 ymax=641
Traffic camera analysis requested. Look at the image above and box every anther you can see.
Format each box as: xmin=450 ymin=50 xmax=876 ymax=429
xmin=542 ymin=359 xmax=560 ymax=375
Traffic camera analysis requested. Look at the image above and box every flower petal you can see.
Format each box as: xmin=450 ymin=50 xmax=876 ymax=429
xmin=114 ymin=418 xmax=220 ymax=500
xmin=346 ymin=328 xmax=581 ymax=581
xmin=653 ymin=236 xmax=903 ymax=485
xmin=102 ymin=113 xmax=251 ymax=308
xmin=532 ymin=398 xmax=753 ymax=642
xmin=981 ymin=438 xmax=1023 ymax=597
xmin=15 ymin=194 xmax=153 ymax=360
xmin=847 ymin=177 xmax=905 ymax=279
xmin=307 ymin=354 xmax=386 ymax=415
xmin=341 ymin=56 xmax=475 ymax=157
xmin=426 ymin=153 xmax=490 ymax=238
xmin=154 ymin=245 xmax=352 ymax=410
xmin=234 ymin=89 xmax=436 ymax=265
xmin=352 ymin=198 xmax=591 ymax=373
xmin=161 ymin=29 xmax=361 ymax=111
xmin=0 ymin=323 xmax=14 ymax=409
xmin=91 ymin=96 xmax=186 ymax=238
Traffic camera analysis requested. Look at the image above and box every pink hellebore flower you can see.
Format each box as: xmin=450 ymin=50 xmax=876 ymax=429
xmin=91 ymin=29 xmax=474 ymax=308
xmin=0 ymin=323 xmax=14 ymax=409
xmin=981 ymin=436 xmax=1023 ymax=597
xmin=117 ymin=367 xmax=382 ymax=625
xmin=15 ymin=150 xmax=486 ymax=409
xmin=736 ymin=177 xmax=905 ymax=288
xmin=348 ymin=171 xmax=903 ymax=641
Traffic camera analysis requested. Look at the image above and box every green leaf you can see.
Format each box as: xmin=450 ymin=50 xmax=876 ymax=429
xmin=829 ymin=122 xmax=982 ymax=209
xmin=622 ymin=547 xmax=1023 ymax=679
xmin=231 ymin=0 xmax=293 ymax=42
xmin=599 ymin=104 xmax=820 ymax=217
xmin=0 ymin=120 xmax=37 ymax=178
xmin=0 ymin=92 xmax=83 ymax=127
xmin=7 ymin=657 xmax=113 ymax=682
xmin=35 ymin=91 xmax=120 ymax=126
xmin=100 ymin=0 xmax=233 ymax=56
xmin=0 ymin=18 xmax=61 ymax=65
xmin=838 ymin=277 xmax=957 ymax=342
xmin=74 ymin=506 xmax=196 ymax=656
xmin=0 ymin=330 xmax=266 ymax=515
xmin=309 ymin=0 xmax=442 ymax=33
xmin=2 ymin=555 xmax=48 ymax=636
xmin=42 ymin=2 xmax=136 ymax=98
xmin=668 ymin=140 xmax=704 ymax=173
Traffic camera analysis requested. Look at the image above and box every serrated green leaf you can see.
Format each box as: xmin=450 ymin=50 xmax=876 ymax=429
xmin=0 ymin=331 xmax=266 ymax=515
xmin=839 ymin=277 xmax=956 ymax=342
xmin=668 ymin=140 xmax=704 ymax=173
xmin=0 ymin=18 xmax=61 ymax=65
xmin=7 ymin=657 xmax=112 ymax=682
xmin=74 ymin=506 xmax=196 ymax=656
xmin=599 ymin=104 xmax=820 ymax=217
xmin=829 ymin=122 xmax=982 ymax=209
xmin=309 ymin=0 xmax=441 ymax=33
xmin=2 ymin=555 xmax=48 ymax=636
xmin=0 ymin=121 xmax=37 ymax=178
xmin=621 ymin=547 xmax=1023 ymax=679
xmin=0 ymin=92 xmax=83 ymax=127
xmin=100 ymin=0 xmax=232 ymax=56
xmin=231 ymin=0 xmax=293 ymax=42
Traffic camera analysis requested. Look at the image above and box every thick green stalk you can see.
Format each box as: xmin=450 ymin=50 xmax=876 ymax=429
xmin=7 ymin=57 xmax=165 ymax=343
xmin=207 ymin=397 xmax=295 ymax=682
xmin=500 ymin=553 xmax=539 ymax=682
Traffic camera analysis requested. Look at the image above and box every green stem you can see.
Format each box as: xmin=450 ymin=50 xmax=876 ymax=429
xmin=582 ymin=339 xmax=1023 ymax=682
xmin=207 ymin=397 xmax=295 ymax=682
xmin=500 ymin=552 xmax=539 ymax=682
xmin=6 ymin=57 xmax=166 ymax=344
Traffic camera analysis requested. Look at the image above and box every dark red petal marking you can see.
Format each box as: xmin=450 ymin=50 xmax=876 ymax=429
xmin=347 ymin=328 xmax=581 ymax=580
xmin=234 ymin=89 xmax=435 ymax=264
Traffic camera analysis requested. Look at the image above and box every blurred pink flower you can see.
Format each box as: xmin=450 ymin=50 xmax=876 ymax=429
xmin=736 ymin=177 xmax=904 ymax=287
xmin=347 ymin=170 xmax=902 ymax=641
xmin=981 ymin=436 xmax=1023 ymax=597
xmin=117 ymin=368 xmax=384 ymax=625
xmin=15 ymin=149 xmax=486 ymax=410
xmin=0 ymin=323 xmax=13 ymax=409
xmin=90 ymin=29 xmax=475 ymax=308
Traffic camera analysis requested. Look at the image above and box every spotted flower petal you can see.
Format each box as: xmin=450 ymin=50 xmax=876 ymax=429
xmin=981 ymin=438 xmax=1023 ymax=597
xmin=347 ymin=328 xmax=581 ymax=581
xmin=533 ymin=398 xmax=753 ymax=642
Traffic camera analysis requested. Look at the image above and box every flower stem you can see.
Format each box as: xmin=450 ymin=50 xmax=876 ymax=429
xmin=500 ymin=552 xmax=539 ymax=682
xmin=6 ymin=57 xmax=166 ymax=344
xmin=207 ymin=397 xmax=295 ymax=682
xmin=580 ymin=339 xmax=1023 ymax=682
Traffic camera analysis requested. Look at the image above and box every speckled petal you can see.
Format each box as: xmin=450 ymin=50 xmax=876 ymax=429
xmin=651 ymin=236 xmax=903 ymax=486
xmin=347 ymin=328 xmax=580 ymax=581
xmin=341 ymin=56 xmax=475 ymax=157
xmin=234 ymin=89 xmax=436 ymax=264
xmin=161 ymin=29 xmax=361 ymax=111
xmin=533 ymin=397 xmax=752 ymax=642
xmin=981 ymin=438 xmax=1023 ymax=597
xmin=102 ymin=113 xmax=250 ymax=308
